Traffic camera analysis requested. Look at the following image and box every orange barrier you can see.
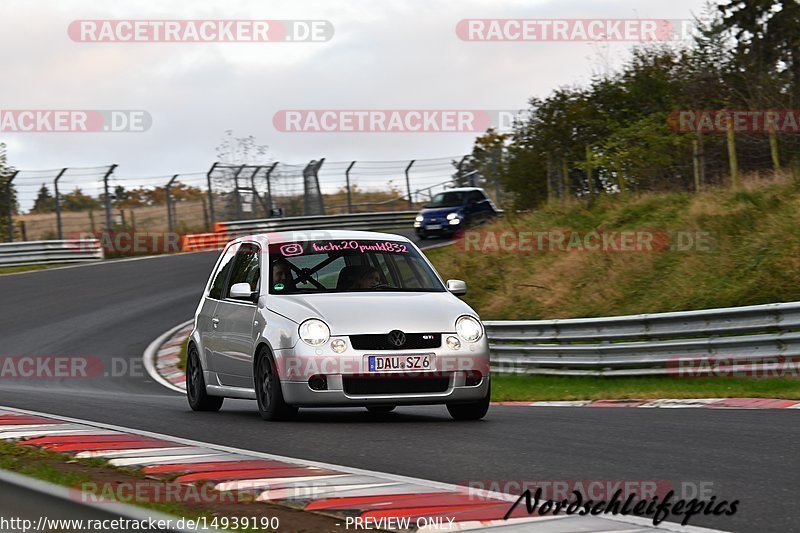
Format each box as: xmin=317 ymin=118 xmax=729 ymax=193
xmin=181 ymin=232 xmax=232 ymax=252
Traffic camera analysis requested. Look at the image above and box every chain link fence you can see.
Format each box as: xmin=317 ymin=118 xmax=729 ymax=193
xmin=3 ymin=156 xmax=483 ymax=243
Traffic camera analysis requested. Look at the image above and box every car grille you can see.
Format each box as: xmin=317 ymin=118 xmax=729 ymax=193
xmin=349 ymin=332 xmax=441 ymax=351
xmin=343 ymin=374 xmax=450 ymax=395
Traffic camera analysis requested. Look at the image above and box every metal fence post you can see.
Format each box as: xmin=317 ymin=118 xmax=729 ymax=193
xmin=53 ymin=168 xmax=67 ymax=240
xmin=165 ymin=174 xmax=178 ymax=234
xmin=315 ymin=158 xmax=325 ymax=214
xmin=102 ymin=164 xmax=117 ymax=231
xmin=345 ymin=161 xmax=356 ymax=213
xmin=404 ymin=160 xmax=415 ymax=209
xmin=5 ymin=171 xmax=18 ymax=242
xmin=249 ymin=165 xmax=263 ymax=217
xmin=206 ymin=162 xmax=218 ymax=227
xmin=727 ymin=117 xmax=739 ymax=189
xmin=232 ymin=164 xmax=245 ymax=220
xmin=265 ymin=162 xmax=278 ymax=215
xmin=302 ymin=159 xmax=325 ymax=216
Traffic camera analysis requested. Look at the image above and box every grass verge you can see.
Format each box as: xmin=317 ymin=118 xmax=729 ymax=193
xmin=0 ymin=263 xmax=72 ymax=275
xmin=427 ymin=178 xmax=800 ymax=319
xmin=0 ymin=439 xmax=340 ymax=532
xmin=491 ymin=374 xmax=800 ymax=401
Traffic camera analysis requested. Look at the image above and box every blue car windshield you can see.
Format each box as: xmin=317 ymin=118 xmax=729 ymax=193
xmin=268 ymin=240 xmax=446 ymax=294
xmin=426 ymin=191 xmax=466 ymax=208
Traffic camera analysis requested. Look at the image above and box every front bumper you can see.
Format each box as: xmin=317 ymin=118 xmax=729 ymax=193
xmin=281 ymin=374 xmax=489 ymax=407
xmin=275 ymin=336 xmax=490 ymax=407
xmin=414 ymin=219 xmax=462 ymax=234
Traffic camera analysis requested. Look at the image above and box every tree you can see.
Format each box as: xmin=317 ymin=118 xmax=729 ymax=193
xmin=718 ymin=0 xmax=800 ymax=102
xmin=0 ymin=143 xmax=17 ymax=241
xmin=111 ymin=185 xmax=131 ymax=207
xmin=215 ymin=130 xmax=269 ymax=165
xmin=456 ymin=129 xmax=510 ymax=191
xmin=61 ymin=188 xmax=100 ymax=212
xmin=31 ymin=184 xmax=56 ymax=213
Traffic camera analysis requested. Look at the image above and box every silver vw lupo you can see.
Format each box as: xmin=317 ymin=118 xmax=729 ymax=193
xmin=187 ymin=230 xmax=490 ymax=421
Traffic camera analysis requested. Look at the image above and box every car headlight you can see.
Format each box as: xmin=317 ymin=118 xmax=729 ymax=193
xmin=415 ymin=215 xmax=424 ymax=222
xmin=456 ymin=315 xmax=483 ymax=342
xmin=446 ymin=212 xmax=460 ymax=220
xmin=299 ymin=319 xmax=330 ymax=346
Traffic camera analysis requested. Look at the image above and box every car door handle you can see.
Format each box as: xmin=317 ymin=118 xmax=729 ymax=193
xmin=211 ymin=318 xmax=220 ymax=328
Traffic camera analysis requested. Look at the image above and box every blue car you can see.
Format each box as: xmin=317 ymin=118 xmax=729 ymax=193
xmin=414 ymin=187 xmax=498 ymax=238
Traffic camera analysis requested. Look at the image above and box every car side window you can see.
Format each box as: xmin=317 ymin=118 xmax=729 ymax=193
xmin=469 ymin=190 xmax=485 ymax=204
xmin=208 ymin=244 xmax=238 ymax=300
xmin=225 ymin=242 xmax=261 ymax=299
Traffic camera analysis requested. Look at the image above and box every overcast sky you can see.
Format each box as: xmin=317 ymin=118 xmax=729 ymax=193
xmin=2 ymin=0 xmax=710 ymax=195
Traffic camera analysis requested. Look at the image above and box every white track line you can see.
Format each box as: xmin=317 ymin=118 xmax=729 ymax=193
xmin=0 ymin=469 xmax=225 ymax=533
xmin=0 ymin=405 xmax=730 ymax=533
xmin=143 ymin=320 xmax=193 ymax=394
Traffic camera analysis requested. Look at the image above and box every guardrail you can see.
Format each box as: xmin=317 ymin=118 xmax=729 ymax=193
xmin=0 ymin=239 xmax=104 ymax=267
xmin=485 ymin=302 xmax=800 ymax=376
xmin=215 ymin=211 xmax=418 ymax=236
xmin=183 ymin=212 xmax=418 ymax=251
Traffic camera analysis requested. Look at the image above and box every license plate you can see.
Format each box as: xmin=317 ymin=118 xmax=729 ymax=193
xmin=426 ymin=224 xmax=442 ymax=230
xmin=367 ymin=354 xmax=433 ymax=372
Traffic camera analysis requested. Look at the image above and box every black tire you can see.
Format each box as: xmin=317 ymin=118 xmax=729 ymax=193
xmin=186 ymin=345 xmax=224 ymax=412
xmin=366 ymin=405 xmax=396 ymax=413
xmin=255 ymin=348 xmax=297 ymax=421
xmin=447 ymin=383 xmax=490 ymax=421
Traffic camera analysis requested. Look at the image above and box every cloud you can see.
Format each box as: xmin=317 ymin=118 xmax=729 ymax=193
xmin=0 ymin=0 xmax=708 ymax=208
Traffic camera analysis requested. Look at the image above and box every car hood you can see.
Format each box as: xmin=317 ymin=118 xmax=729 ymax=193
xmin=266 ymin=291 xmax=477 ymax=335
xmin=419 ymin=206 xmax=462 ymax=217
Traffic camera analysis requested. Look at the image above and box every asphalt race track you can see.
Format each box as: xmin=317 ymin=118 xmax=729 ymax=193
xmin=0 ymin=232 xmax=796 ymax=533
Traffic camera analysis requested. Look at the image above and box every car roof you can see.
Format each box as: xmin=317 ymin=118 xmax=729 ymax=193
xmin=233 ymin=229 xmax=412 ymax=245
xmin=437 ymin=187 xmax=485 ymax=193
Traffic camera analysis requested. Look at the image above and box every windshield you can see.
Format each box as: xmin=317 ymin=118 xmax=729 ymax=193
xmin=268 ymin=239 xmax=445 ymax=294
xmin=426 ymin=191 xmax=466 ymax=208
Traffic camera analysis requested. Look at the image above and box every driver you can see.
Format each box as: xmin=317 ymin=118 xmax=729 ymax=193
xmin=339 ymin=265 xmax=383 ymax=289
xmin=352 ymin=266 xmax=382 ymax=289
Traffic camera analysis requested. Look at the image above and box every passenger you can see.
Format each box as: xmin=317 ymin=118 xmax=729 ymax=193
xmin=271 ymin=258 xmax=295 ymax=290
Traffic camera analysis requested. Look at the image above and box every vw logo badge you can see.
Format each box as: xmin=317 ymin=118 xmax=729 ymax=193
xmin=388 ymin=330 xmax=406 ymax=347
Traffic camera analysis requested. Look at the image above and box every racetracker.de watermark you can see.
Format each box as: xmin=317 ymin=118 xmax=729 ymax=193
xmin=456 ymin=19 xmax=693 ymax=41
xmin=669 ymin=355 xmax=800 ymax=378
xmin=669 ymin=109 xmax=800 ymax=133
xmin=0 ymin=356 xmax=143 ymax=379
xmin=0 ymin=110 xmax=151 ymax=133
xmin=272 ymin=110 xmax=524 ymax=133
xmin=461 ymin=480 xmax=714 ymax=501
xmin=69 ymin=231 xmax=182 ymax=255
xmin=68 ymin=20 xmax=333 ymax=42
xmin=455 ymin=229 xmax=717 ymax=254
xmin=74 ymin=482 xmax=258 ymax=505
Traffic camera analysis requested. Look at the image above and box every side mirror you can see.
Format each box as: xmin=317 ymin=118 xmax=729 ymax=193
xmin=230 ymin=283 xmax=257 ymax=302
xmin=446 ymin=279 xmax=467 ymax=296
